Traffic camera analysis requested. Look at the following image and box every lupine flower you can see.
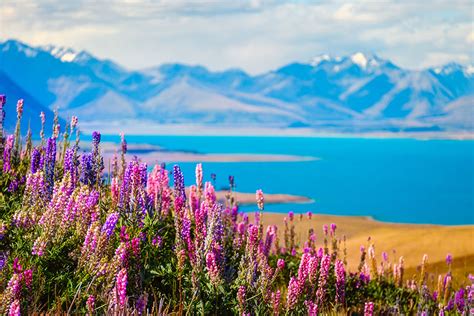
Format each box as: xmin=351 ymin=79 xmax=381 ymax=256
xmin=22 ymin=270 xmax=32 ymax=288
xmin=45 ymin=137 xmax=57 ymax=195
xmin=0 ymin=252 xmax=7 ymax=270
xmin=136 ymin=293 xmax=148 ymax=315
xmin=63 ymin=148 xmax=77 ymax=184
xmin=277 ymin=258 xmax=285 ymax=270
xmin=71 ymin=116 xmax=78 ymax=130
xmin=16 ymin=99 xmax=23 ymax=118
xmin=256 ymin=189 xmax=264 ymax=210
xmin=323 ymin=224 xmax=328 ymax=236
xmin=364 ymin=302 xmax=374 ymax=316
xmin=316 ymin=254 xmax=331 ymax=304
xmin=307 ymin=211 xmax=312 ymax=220
xmin=335 ymin=259 xmax=346 ymax=305
xmin=237 ymin=286 xmax=246 ymax=311
xmin=446 ymin=253 xmax=453 ymax=265
xmin=102 ymin=212 xmax=120 ymax=239
xmin=454 ymin=288 xmax=465 ymax=312
xmin=286 ymin=276 xmax=301 ymax=310
xmin=305 ymin=300 xmax=318 ymax=316
xmin=173 ymin=165 xmax=186 ymax=200
xmin=86 ymin=295 xmax=95 ymax=314
xmin=152 ymin=235 xmax=162 ymax=247
xmin=330 ymin=223 xmax=337 ymax=235
xmin=30 ymin=148 xmax=41 ymax=174
xmin=288 ymin=211 xmax=294 ymax=221
xmin=9 ymin=299 xmax=20 ymax=316
xmin=195 ymin=163 xmax=203 ymax=190
xmin=271 ymin=290 xmax=280 ymax=315
xmin=115 ymin=268 xmax=128 ymax=309
xmin=3 ymin=135 xmax=14 ymax=172
xmin=80 ymin=153 xmax=95 ymax=186
xmin=120 ymin=132 xmax=127 ymax=154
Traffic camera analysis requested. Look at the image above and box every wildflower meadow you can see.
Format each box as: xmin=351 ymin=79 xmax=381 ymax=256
xmin=0 ymin=95 xmax=472 ymax=315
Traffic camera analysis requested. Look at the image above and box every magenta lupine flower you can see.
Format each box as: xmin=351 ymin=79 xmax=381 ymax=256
xmin=277 ymin=258 xmax=285 ymax=270
xmin=288 ymin=211 xmax=294 ymax=221
xmin=9 ymin=299 xmax=20 ymax=316
xmin=286 ymin=276 xmax=301 ymax=310
xmin=115 ymin=268 xmax=128 ymax=309
xmin=335 ymin=259 xmax=346 ymax=305
xmin=307 ymin=211 xmax=312 ymax=220
xmin=206 ymin=252 xmax=220 ymax=284
xmin=330 ymin=223 xmax=337 ymax=235
xmin=271 ymin=290 xmax=280 ymax=315
xmin=22 ymin=269 xmax=32 ymax=288
xmin=102 ymin=212 xmax=120 ymax=239
xmin=297 ymin=253 xmax=311 ymax=283
xmin=305 ymin=300 xmax=318 ymax=316
xmin=364 ymin=302 xmax=374 ymax=316
xmin=151 ymin=235 xmax=162 ymax=248
xmin=195 ymin=163 xmax=203 ymax=190
xmin=248 ymin=225 xmax=259 ymax=248
xmin=131 ymin=238 xmax=141 ymax=257
xmin=32 ymin=238 xmax=46 ymax=256
xmin=86 ymin=295 xmax=95 ymax=313
xmin=256 ymin=189 xmax=264 ymax=210
xmin=12 ymin=258 xmax=22 ymax=274
xmin=315 ymin=254 xmax=331 ymax=304
xmin=382 ymin=251 xmax=388 ymax=262
xmin=7 ymin=273 xmax=22 ymax=298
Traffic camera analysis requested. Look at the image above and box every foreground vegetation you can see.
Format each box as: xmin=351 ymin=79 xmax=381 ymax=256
xmin=0 ymin=95 xmax=472 ymax=315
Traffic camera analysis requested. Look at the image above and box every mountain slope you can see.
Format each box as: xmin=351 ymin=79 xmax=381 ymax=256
xmin=1 ymin=39 xmax=473 ymax=133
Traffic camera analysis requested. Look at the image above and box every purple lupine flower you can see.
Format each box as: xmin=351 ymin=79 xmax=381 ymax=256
xmin=173 ymin=165 xmax=186 ymax=200
xmin=80 ymin=153 xmax=95 ymax=186
xmin=136 ymin=294 xmax=148 ymax=315
xmin=229 ymin=175 xmax=235 ymax=188
xmin=102 ymin=212 xmax=120 ymax=239
xmin=305 ymin=300 xmax=318 ymax=316
xmin=115 ymin=268 xmax=128 ymax=309
xmin=30 ymin=148 xmax=41 ymax=174
xmin=0 ymin=252 xmax=7 ymax=270
xmin=63 ymin=148 xmax=77 ymax=184
xmin=12 ymin=257 xmax=22 ymax=273
xmin=335 ymin=259 xmax=346 ymax=305
xmin=3 ymin=135 xmax=14 ymax=172
xmin=152 ymin=235 xmax=162 ymax=247
xmin=307 ymin=211 xmax=313 ymax=220
xmin=120 ymin=132 xmax=127 ymax=154
xmin=45 ymin=137 xmax=56 ymax=195
xmin=382 ymin=251 xmax=388 ymax=262
xmin=92 ymin=131 xmax=101 ymax=151
xmin=446 ymin=253 xmax=453 ymax=265
xmin=454 ymin=288 xmax=465 ymax=312
xmin=364 ymin=301 xmax=374 ymax=316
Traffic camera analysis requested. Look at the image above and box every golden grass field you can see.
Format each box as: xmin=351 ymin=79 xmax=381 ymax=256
xmin=249 ymin=212 xmax=474 ymax=287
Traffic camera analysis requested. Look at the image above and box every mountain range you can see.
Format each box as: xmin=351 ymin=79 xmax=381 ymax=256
xmin=1 ymin=39 xmax=473 ymax=135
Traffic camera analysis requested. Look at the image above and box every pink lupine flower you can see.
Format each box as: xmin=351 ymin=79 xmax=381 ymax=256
xmin=195 ymin=163 xmax=203 ymax=191
xmin=277 ymin=258 xmax=285 ymax=270
xmin=330 ymin=223 xmax=337 ymax=235
xmin=307 ymin=211 xmax=312 ymax=220
xmin=32 ymin=238 xmax=46 ymax=257
xmin=305 ymin=300 xmax=318 ymax=316
xmin=335 ymin=259 xmax=346 ymax=305
xmin=16 ymin=99 xmax=23 ymax=118
xmin=286 ymin=277 xmax=301 ymax=310
xmin=323 ymin=224 xmax=328 ymax=236
xmin=70 ymin=116 xmax=78 ymax=130
xmin=9 ymin=299 xmax=21 ymax=316
xmin=206 ymin=252 xmax=220 ymax=285
xmin=315 ymin=254 xmax=331 ymax=304
xmin=271 ymin=290 xmax=280 ymax=315
xmin=115 ymin=268 xmax=128 ymax=309
xmin=364 ymin=301 xmax=374 ymax=316
xmin=256 ymin=189 xmax=264 ymax=210
xmin=86 ymin=295 xmax=95 ymax=314
xmin=237 ymin=286 xmax=246 ymax=310
xmin=298 ymin=253 xmax=311 ymax=283
xmin=7 ymin=273 xmax=22 ymax=298
xmin=131 ymin=237 xmax=141 ymax=257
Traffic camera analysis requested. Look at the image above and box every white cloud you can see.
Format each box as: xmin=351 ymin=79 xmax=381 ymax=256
xmin=1 ymin=0 xmax=472 ymax=73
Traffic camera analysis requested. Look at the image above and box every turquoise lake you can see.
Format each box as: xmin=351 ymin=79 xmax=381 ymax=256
xmin=100 ymin=135 xmax=474 ymax=225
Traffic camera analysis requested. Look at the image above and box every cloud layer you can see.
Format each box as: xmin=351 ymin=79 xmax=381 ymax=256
xmin=1 ymin=0 xmax=472 ymax=73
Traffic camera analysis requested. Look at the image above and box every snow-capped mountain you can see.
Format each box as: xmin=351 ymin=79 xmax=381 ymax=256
xmin=1 ymin=39 xmax=472 ymax=134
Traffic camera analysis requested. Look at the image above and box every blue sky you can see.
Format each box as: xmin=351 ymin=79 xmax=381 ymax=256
xmin=1 ymin=0 xmax=472 ymax=74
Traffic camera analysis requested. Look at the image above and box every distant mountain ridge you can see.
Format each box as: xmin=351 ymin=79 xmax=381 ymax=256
xmin=1 ymin=39 xmax=473 ymax=134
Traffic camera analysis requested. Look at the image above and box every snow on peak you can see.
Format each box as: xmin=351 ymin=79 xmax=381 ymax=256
xmin=465 ymin=65 xmax=474 ymax=75
xmin=42 ymin=45 xmax=80 ymax=63
xmin=350 ymin=52 xmax=368 ymax=68
xmin=2 ymin=40 xmax=38 ymax=57
xmin=310 ymin=54 xmax=332 ymax=66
